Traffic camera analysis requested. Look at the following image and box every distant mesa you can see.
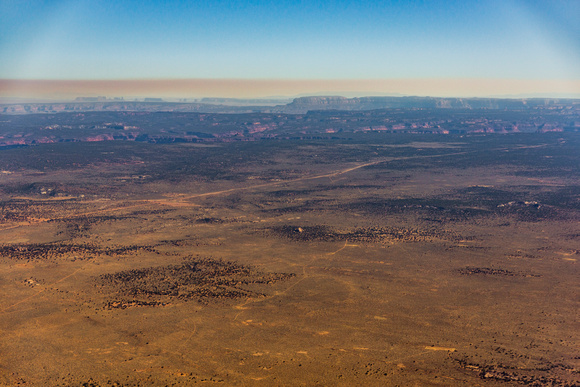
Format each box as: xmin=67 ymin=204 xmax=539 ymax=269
xmin=75 ymin=96 xmax=107 ymax=102
xmin=75 ymin=96 xmax=124 ymax=102
xmin=201 ymin=97 xmax=292 ymax=106
xmin=3 ymin=95 xmax=579 ymax=116
xmin=290 ymin=96 xmax=349 ymax=105
xmin=282 ymin=95 xmax=578 ymax=112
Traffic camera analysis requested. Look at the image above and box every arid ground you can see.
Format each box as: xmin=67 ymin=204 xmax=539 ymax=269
xmin=0 ymin=133 xmax=579 ymax=386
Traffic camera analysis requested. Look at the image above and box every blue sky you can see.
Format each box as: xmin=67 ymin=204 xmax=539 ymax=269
xmin=0 ymin=0 xmax=578 ymax=97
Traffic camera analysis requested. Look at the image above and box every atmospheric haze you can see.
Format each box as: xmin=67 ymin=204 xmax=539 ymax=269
xmin=1 ymin=0 xmax=579 ymax=99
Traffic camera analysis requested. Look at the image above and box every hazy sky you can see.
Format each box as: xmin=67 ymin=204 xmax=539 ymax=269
xmin=1 ymin=0 xmax=579 ymax=98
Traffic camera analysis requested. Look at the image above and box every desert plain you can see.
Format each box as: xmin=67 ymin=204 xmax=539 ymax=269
xmin=0 ymin=131 xmax=579 ymax=386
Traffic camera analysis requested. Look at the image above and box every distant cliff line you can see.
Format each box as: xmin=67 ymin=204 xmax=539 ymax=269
xmin=1 ymin=96 xmax=579 ymax=115
xmin=283 ymin=96 xmax=580 ymax=112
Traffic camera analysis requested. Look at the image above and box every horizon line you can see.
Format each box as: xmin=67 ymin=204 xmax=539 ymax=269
xmin=1 ymin=78 xmax=579 ymax=99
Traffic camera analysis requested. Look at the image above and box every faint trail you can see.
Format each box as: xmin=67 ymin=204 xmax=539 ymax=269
xmin=0 ymin=158 xmax=388 ymax=230
xmin=153 ymin=158 xmax=391 ymax=206
xmin=0 ymin=223 xmax=32 ymax=232
xmin=0 ymin=268 xmax=82 ymax=314
xmin=233 ymin=265 xmax=309 ymax=320
xmin=0 ymin=149 xmax=474 ymax=227
xmin=139 ymin=150 xmax=472 ymax=205
xmin=178 ymin=320 xmax=199 ymax=351
xmin=326 ymin=240 xmax=359 ymax=256
xmin=145 ymin=151 xmax=468 ymax=209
